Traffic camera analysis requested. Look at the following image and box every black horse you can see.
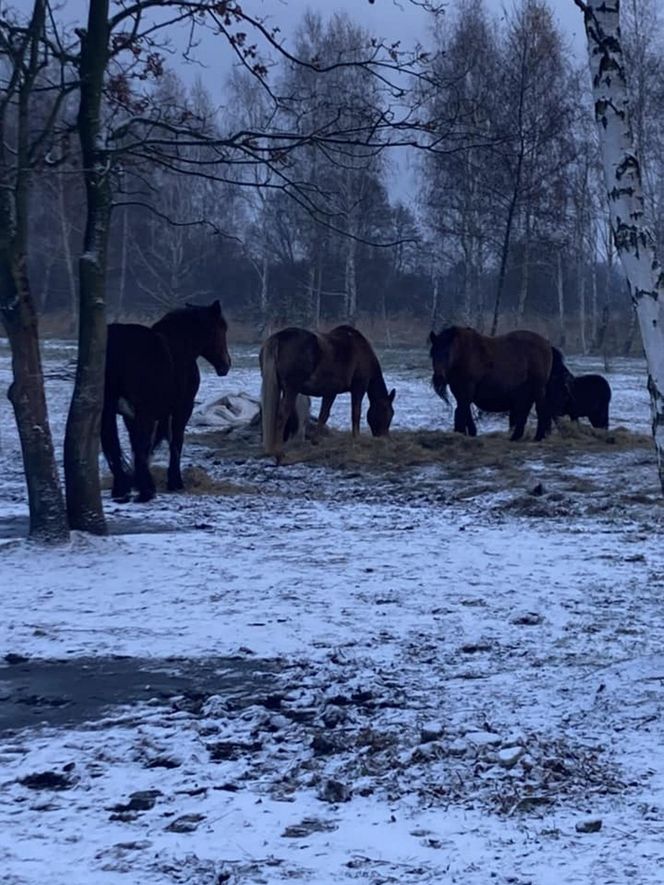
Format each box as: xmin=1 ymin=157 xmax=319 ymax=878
xmin=101 ymin=301 xmax=231 ymax=502
xmin=556 ymin=373 xmax=611 ymax=429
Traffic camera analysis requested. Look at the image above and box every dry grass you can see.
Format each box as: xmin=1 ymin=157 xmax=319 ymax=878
xmin=102 ymin=422 xmax=659 ymax=516
xmin=274 ymin=423 xmax=652 ymax=473
xmin=101 ymin=464 xmax=261 ymax=498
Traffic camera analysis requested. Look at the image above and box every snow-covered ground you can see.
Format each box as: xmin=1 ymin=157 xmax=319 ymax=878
xmin=0 ymin=341 xmax=663 ymax=884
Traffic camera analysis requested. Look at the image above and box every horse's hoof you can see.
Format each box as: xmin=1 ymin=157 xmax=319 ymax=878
xmin=134 ymin=490 xmax=156 ymax=503
xmin=111 ymin=493 xmax=131 ymax=504
xmin=167 ymin=481 xmax=184 ymax=492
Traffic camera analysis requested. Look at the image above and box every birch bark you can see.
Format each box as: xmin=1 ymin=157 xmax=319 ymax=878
xmin=576 ymin=0 xmax=664 ymax=490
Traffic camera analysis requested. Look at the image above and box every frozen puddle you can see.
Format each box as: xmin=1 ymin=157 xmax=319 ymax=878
xmin=0 ymin=656 xmax=277 ymax=735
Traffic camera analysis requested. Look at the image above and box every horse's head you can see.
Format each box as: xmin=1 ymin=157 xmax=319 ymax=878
xmin=367 ymin=388 xmax=396 ymax=437
xmin=429 ymin=327 xmax=457 ymax=403
xmin=188 ymin=300 xmax=231 ymax=376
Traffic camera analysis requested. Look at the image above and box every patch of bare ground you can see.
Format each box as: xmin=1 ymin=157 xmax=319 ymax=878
xmin=192 ymin=420 xmax=662 ymax=519
xmin=201 ymin=421 xmax=652 ymax=470
xmin=101 ymin=464 xmax=261 ymax=498
xmin=164 ymin=419 xmax=661 ymax=527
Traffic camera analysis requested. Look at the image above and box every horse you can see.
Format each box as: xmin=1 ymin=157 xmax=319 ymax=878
xmin=555 ymin=372 xmax=611 ymax=429
xmin=429 ymin=326 xmax=561 ymax=441
xmin=101 ymin=300 xmax=231 ymax=502
xmin=260 ymin=324 xmax=395 ymax=457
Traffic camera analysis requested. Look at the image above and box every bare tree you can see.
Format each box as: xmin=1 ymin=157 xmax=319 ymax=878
xmin=490 ymin=0 xmax=577 ymax=334
xmin=0 ymin=0 xmax=69 ymax=543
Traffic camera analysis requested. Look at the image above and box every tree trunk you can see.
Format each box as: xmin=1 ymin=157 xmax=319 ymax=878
xmin=578 ymin=260 xmax=587 ymax=354
xmin=430 ymin=274 xmax=440 ymax=328
xmin=0 ymin=259 xmax=69 ymax=543
xmin=557 ymin=249 xmax=566 ymax=348
xmin=64 ymin=0 xmax=111 ymax=533
xmin=344 ymin=225 xmax=358 ymax=325
xmin=313 ymin=259 xmax=322 ymax=329
xmin=117 ymin=204 xmax=128 ymax=320
xmin=460 ymin=237 xmax=472 ymax=325
xmin=0 ymin=0 xmax=68 ymax=543
xmin=56 ymin=171 xmax=78 ymax=332
xmin=578 ymin=0 xmax=664 ymax=490
xmin=591 ymin=262 xmax=598 ymax=346
xmin=623 ymin=305 xmax=638 ymax=356
xmin=474 ymin=239 xmax=485 ymax=331
xmin=260 ymin=253 xmax=269 ymax=327
xmin=491 ymin=187 xmax=520 ymax=335
xmin=516 ymin=231 xmax=530 ymax=328
xmin=38 ymin=257 xmax=54 ymax=313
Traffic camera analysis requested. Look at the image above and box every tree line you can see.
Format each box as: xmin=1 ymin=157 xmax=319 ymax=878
xmin=17 ymin=1 xmax=664 ymax=354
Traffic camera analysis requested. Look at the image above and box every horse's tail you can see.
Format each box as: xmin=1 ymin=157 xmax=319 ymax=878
xmin=100 ymin=388 xmax=131 ymax=477
xmin=432 ymin=375 xmax=450 ymax=405
xmin=260 ymin=337 xmax=281 ymax=455
xmin=151 ymin=416 xmax=171 ymax=453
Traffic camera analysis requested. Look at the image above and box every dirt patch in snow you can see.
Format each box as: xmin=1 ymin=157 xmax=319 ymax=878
xmin=279 ymin=425 xmax=652 ymax=469
xmin=101 ymin=464 xmax=261 ymax=498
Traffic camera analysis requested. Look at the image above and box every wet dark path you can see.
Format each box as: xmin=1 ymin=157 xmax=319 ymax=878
xmin=0 ymin=655 xmax=277 ymax=735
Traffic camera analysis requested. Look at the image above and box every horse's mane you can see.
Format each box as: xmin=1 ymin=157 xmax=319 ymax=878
xmin=152 ymin=304 xmax=226 ymax=335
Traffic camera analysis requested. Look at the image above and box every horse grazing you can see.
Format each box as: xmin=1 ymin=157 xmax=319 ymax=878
xmin=102 ymin=301 xmax=231 ymax=502
xmin=260 ymin=324 xmax=395 ymax=457
xmin=429 ymin=326 xmax=558 ymax=441
xmin=556 ymin=373 xmax=611 ymax=429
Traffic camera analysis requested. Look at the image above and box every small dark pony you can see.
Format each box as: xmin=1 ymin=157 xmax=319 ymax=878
xmin=102 ymin=301 xmax=231 ymax=502
xmin=429 ymin=326 xmax=565 ymax=441
xmin=555 ymin=372 xmax=611 ymax=429
xmin=260 ymin=324 xmax=395 ymax=457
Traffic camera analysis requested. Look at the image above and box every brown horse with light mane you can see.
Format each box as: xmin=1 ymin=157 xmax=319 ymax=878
xmin=260 ymin=325 xmax=395 ymax=457
xmin=429 ymin=326 xmax=565 ymax=441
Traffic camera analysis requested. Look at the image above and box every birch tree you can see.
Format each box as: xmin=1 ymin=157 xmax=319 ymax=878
xmin=574 ymin=0 xmax=664 ymax=490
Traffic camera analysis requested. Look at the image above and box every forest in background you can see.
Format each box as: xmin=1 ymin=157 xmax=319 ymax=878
xmin=15 ymin=0 xmax=664 ymax=353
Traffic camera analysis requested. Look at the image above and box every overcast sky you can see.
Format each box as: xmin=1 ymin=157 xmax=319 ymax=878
xmin=14 ymin=0 xmax=589 ymax=201
xmin=20 ymin=0 xmax=588 ymax=90
xmin=172 ymin=0 xmax=588 ymax=93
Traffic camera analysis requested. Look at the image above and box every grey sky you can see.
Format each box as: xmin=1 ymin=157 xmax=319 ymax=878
xmin=17 ymin=0 xmax=588 ymax=89
xmin=13 ymin=0 xmax=589 ymax=201
xmin=177 ymin=0 xmax=588 ymax=93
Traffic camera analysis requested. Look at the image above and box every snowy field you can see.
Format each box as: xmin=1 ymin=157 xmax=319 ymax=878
xmin=1 ymin=340 xmax=664 ymax=884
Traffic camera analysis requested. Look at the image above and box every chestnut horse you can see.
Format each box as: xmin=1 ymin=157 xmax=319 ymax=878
xmin=102 ymin=301 xmax=231 ymax=502
xmin=260 ymin=325 xmax=395 ymax=457
xmin=429 ymin=326 xmax=564 ymax=441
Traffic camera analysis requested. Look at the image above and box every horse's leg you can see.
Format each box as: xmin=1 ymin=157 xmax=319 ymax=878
xmin=533 ymin=388 xmax=551 ymax=442
xmin=350 ymin=385 xmax=365 ymax=437
xmin=453 ymin=397 xmax=474 ymax=435
xmin=510 ymin=396 xmax=533 ymax=441
xmin=101 ymin=403 xmax=132 ymax=501
xmin=167 ymin=415 xmax=186 ymax=491
xmin=465 ymin=406 xmax=477 ymax=437
xmin=127 ymin=415 xmax=157 ymax=502
xmin=318 ymin=394 xmax=336 ymax=426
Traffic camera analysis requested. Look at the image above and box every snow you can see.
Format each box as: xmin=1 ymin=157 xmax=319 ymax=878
xmin=0 ymin=339 xmax=663 ymax=883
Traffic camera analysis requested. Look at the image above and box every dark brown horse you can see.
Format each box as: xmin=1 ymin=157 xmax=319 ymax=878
xmin=429 ymin=326 xmax=559 ymax=441
xmin=260 ymin=324 xmax=395 ymax=457
xmin=102 ymin=301 xmax=231 ymax=502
